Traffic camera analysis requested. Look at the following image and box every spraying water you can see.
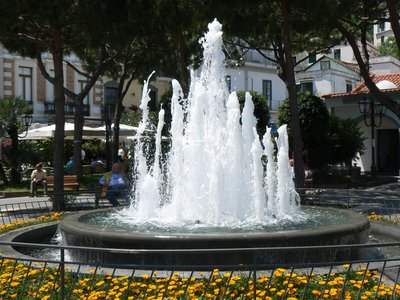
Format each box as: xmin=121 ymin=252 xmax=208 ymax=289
xmin=118 ymin=19 xmax=300 ymax=228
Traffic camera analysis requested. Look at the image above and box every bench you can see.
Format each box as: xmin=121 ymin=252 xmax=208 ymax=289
xmin=47 ymin=175 xmax=79 ymax=190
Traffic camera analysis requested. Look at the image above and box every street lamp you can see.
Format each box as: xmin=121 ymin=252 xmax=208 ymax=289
xmin=18 ymin=114 xmax=33 ymax=138
xmin=358 ymin=96 xmax=386 ymax=178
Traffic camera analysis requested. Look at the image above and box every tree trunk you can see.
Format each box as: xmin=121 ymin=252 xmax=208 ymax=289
xmin=112 ymin=99 xmax=123 ymax=164
xmin=175 ymin=33 xmax=189 ymax=96
xmin=73 ymin=96 xmax=84 ymax=181
xmin=112 ymin=81 xmax=124 ymax=164
xmin=280 ymin=0 xmax=305 ymax=187
xmin=0 ymin=162 xmax=9 ymax=185
xmin=334 ymin=19 xmax=400 ymax=118
xmin=52 ymin=30 xmax=66 ymax=212
xmin=387 ymin=0 xmax=400 ymax=49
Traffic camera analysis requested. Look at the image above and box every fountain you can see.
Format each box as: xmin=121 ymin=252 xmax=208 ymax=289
xmin=59 ymin=20 xmax=369 ymax=266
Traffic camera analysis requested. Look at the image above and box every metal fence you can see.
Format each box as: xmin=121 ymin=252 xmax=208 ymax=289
xmin=1 ymin=241 xmax=400 ymax=299
xmin=0 ymin=187 xmax=399 ymax=299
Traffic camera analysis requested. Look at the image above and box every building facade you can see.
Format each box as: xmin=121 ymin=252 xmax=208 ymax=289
xmin=324 ymin=73 xmax=400 ymax=175
xmin=0 ymin=46 xmax=103 ymax=125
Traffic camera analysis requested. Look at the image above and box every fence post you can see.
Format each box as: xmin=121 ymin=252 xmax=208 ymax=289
xmin=60 ymin=248 xmax=65 ymax=299
xmin=253 ymin=268 xmax=257 ymax=300
xmin=347 ymin=189 xmax=350 ymax=209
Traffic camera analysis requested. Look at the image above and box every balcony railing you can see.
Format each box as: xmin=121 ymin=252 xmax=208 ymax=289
xmin=44 ymin=102 xmax=90 ymax=116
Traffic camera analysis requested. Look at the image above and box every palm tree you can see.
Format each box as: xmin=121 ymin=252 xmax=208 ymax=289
xmin=0 ymin=97 xmax=32 ymax=184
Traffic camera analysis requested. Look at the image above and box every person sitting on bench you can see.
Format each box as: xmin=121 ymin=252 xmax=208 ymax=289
xmin=30 ymin=163 xmax=48 ymax=197
xmin=96 ymin=162 xmax=128 ymax=207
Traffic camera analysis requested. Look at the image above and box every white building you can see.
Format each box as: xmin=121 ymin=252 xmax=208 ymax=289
xmin=0 ymin=46 xmax=103 ymax=125
xmin=324 ymin=73 xmax=400 ymax=175
xmin=226 ymin=49 xmax=288 ymax=123
xmin=374 ymin=19 xmax=395 ymax=46
xmin=296 ymin=55 xmax=361 ymax=97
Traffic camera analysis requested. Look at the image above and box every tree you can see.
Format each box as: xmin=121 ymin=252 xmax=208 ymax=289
xmin=379 ymin=37 xmax=400 ymax=59
xmin=210 ymin=0 xmax=339 ymax=186
xmin=306 ymin=0 xmax=400 ymax=118
xmin=236 ymin=91 xmax=270 ymax=137
xmin=327 ymin=116 xmax=365 ymax=166
xmin=154 ymin=0 xmax=209 ymax=96
xmin=278 ymin=93 xmax=365 ymax=170
xmin=0 ymin=0 xmax=113 ymax=210
xmin=0 ymin=97 xmax=32 ymax=184
xmin=278 ymin=93 xmax=330 ymax=170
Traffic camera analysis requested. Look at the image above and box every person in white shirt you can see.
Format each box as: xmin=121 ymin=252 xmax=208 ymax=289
xmin=30 ymin=163 xmax=47 ymax=196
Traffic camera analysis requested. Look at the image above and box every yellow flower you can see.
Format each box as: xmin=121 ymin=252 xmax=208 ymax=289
xmin=95 ymin=281 xmax=105 ymax=287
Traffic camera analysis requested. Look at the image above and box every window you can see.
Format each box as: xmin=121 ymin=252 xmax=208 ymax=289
xmin=346 ymin=81 xmax=353 ymax=92
xmin=379 ymin=21 xmax=385 ymax=32
xmin=320 ymin=61 xmax=330 ymax=70
xmin=298 ymin=81 xmax=313 ymax=94
xmin=308 ymin=53 xmax=316 ymax=63
xmin=262 ymin=80 xmax=272 ymax=107
xmin=104 ymin=81 xmax=118 ymax=105
xmin=334 ymin=49 xmax=341 ymax=60
xmin=292 ymin=56 xmax=297 ymax=65
xmin=18 ymin=67 xmax=32 ymax=102
xmin=225 ymin=75 xmax=231 ymax=92
xmin=381 ymin=36 xmax=385 ymax=44
xmin=47 ymin=69 xmax=55 ymax=102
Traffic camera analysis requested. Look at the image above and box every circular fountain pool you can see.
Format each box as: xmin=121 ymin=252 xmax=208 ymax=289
xmin=58 ymin=207 xmax=370 ymax=266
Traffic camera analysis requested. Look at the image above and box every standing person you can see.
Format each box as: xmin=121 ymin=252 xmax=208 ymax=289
xmin=118 ymin=142 xmax=126 ymax=162
xmin=96 ymin=162 xmax=128 ymax=207
xmin=81 ymin=149 xmax=86 ymax=164
xmin=30 ymin=163 xmax=47 ymax=197
xmin=64 ymin=156 xmax=75 ymax=174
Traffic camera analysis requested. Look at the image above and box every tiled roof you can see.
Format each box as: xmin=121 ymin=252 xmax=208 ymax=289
xmin=324 ymin=73 xmax=400 ymax=98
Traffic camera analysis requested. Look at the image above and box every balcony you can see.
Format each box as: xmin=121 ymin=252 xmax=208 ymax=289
xmin=44 ymin=102 xmax=90 ymax=116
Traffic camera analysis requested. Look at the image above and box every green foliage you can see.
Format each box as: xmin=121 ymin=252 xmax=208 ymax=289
xmin=379 ymin=37 xmax=400 ymax=59
xmin=278 ymin=93 xmax=330 ymax=169
xmin=0 ymin=97 xmax=32 ymax=137
xmin=327 ymin=115 xmax=365 ymax=165
xmin=278 ymin=93 xmax=364 ymax=170
xmin=236 ymin=91 xmax=270 ymax=137
xmin=18 ymin=139 xmax=54 ymax=167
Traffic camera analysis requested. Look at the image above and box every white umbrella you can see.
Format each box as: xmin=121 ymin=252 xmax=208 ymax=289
xmin=94 ymin=124 xmax=139 ymax=138
xmin=20 ymin=123 xmax=105 ymax=140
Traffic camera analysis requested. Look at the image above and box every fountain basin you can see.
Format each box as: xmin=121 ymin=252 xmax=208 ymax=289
xmin=59 ymin=207 xmax=370 ymax=267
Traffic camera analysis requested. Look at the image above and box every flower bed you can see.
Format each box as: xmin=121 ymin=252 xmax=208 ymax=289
xmin=0 ymin=262 xmax=398 ymax=299
xmin=0 ymin=213 xmax=62 ymax=234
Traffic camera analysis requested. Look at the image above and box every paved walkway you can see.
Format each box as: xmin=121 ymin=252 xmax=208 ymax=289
xmin=0 ymin=180 xmax=398 ymax=215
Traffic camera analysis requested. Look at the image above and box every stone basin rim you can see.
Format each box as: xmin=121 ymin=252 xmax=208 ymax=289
xmin=59 ymin=207 xmax=370 ymax=243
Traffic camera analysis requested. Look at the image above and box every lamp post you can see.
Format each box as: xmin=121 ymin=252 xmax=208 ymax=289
xmin=358 ymin=96 xmax=385 ymax=178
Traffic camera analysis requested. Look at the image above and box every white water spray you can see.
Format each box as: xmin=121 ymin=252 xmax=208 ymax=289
xmin=121 ymin=19 xmax=299 ymax=227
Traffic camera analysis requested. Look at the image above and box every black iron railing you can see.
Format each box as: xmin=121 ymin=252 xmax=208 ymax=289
xmin=44 ymin=102 xmax=90 ymax=116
